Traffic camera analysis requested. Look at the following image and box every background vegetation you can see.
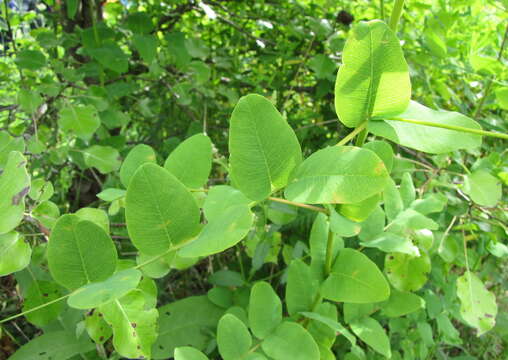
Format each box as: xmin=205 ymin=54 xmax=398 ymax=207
xmin=0 ymin=0 xmax=507 ymax=359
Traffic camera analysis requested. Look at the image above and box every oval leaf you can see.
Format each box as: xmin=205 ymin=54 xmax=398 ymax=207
xmin=125 ymin=163 xmax=200 ymax=255
xmin=229 ymin=94 xmax=302 ymax=201
xmin=285 ymin=146 xmax=389 ymax=204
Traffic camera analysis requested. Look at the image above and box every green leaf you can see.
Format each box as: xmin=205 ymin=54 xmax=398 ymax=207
xmin=321 ymin=248 xmax=390 ymax=303
xmin=48 ymin=215 xmax=117 ymax=289
xmin=126 ymin=12 xmax=154 ymax=34
xmin=262 ymin=322 xmax=320 ymax=360
xmin=0 ymin=151 xmax=30 ymax=234
xmin=175 ymin=347 xmax=209 ymax=360
xmin=343 ymin=302 xmax=377 ymax=323
xmin=248 ymin=281 xmax=282 ymax=339
xmin=0 ymin=132 xmax=25 ymax=168
xmin=15 ymin=49 xmax=47 ymax=71
xmin=339 ymin=194 xmax=381 ymax=223
xmin=229 ymin=94 xmax=302 ymax=201
xmin=153 ymin=296 xmax=224 ymax=358
xmin=83 ymin=145 xmax=122 ymax=174
xmin=335 ymin=20 xmax=410 ymax=128
xmin=309 ymin=213 xmax=329 ymax=281
xmin=380 ymin=289 xmax=425 ymax=317
xmin=203 ymin=185 xmax=251 ymax=222
xmin=120 ymin=144 xmax=157 ymax=188
xmin=410 ymin=193 xmax=447 ymax=215
xmin=85 ymin=309 xmax=112 ymax=344
xmin=0 ymin=232 xmax=31 ymax=276
xmin=286 ymin=259 xmax=318 ymax=316
xmin=133 ymin=34 xmax=158 ymax=63
xmin=100 ymin=290 xmax=158 ymax=359
xmin=363 ymin=140 xmax=394 ymax=173
xmin=308 ymin=54 xmax=336 ymax=79
xmin=330 ymin=208 xmax=362 ymax=237
xmin=217 ymin=314 xmax=252 ymax=360
xmin=285 ymin=146 xmax=389 ymax=204
xmin=495 ymin=87 xmax=508 ymax=110
xmin=18 ymin=89 xmax=42 ymax=113
xmin=126 ymin=163 xmax=200 ymax=255
xmin=89 ymin=42 xmax=129 ymax=73
xmin=58 ymin=105 xmax=100 ymax=140
xmin=97 ymin=188 xmax=126 ymax=202
xmin=360 ymin=233 xmax=420 ymax=256
xmin=29 ymin=178 xmax=54 ymax=201
xmin=7 ymin=330 xmax=95 ymax=360
xmin=179 ymin=204 xmax=253 ymax=258
xmin=463 ymin=170 xmax=502 ymax=207
xmin=32 ymin=201 xmax=60 ymax=229
xmin=23 ymin=281 xmax=63 ymax=326
xmin=164 ymin=134 xmax=212 ymax=189
xmin=75 ymin=207 xmax=110 ymax=233
xmin=370 ymin=101 xmax=482 ymax=154
xmin=66 ymin=0 xmax=79 ymax=19
xmin=209 ymin=270 xmax=245 ymax=287
xmin=300 ymin=311 xmax=356 ymax=346
xmin=350 ymin=317 xmax=391 ymax=358
xmin=68 ymin=269 xmax=142 ymax=309
xmin=399 ymin=173 xmax=415 ymax=208
xmin=456 ymin=272 xmax=497 ymax=336
xmin=385 ymin=252 xmax=431 ymax=291
xmin=383 ymin=178 xmax=403 ymax=221
xmin=137 ymin=252 xmax=171 ymax=279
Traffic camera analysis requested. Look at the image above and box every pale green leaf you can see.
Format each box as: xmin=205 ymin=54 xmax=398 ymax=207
xmin=75 ymin=207 xmax=109 ymax=233
xmin=300 ymin=311 xmax=356 ymax=346
xmin=203 ymin=185 xmax=251 ymax=222
xmin=229 ymin=94 xmax=302 ymax=201
xmin=285 ymin=146 xmax=389 ymax=204
xmin=179 ymin=204 xmax=253 ymax=258
xmin=68 ymin=269 xmax=142 ymax=309
xmin=321 ymin=248 xmax=390 ymax=303
xmin=335 ymin=20 xmax=410 ymax=127
xmin=153 ymin=296 xmax=224 ymax=358
xmin=23 ymin=281 xmax=63 ymax=326
xmin=286 ymin=259 xmax=318 ymax=316
xmin=97 ymin=188 xmax=126 ymax=202
xmin=380 ymin=289 xmax=425 ymax=317
xmin=463 ymin=170 xmax=502 ymax=207
xmin=0 ymin=151 xmax=30 ymax=234
xmin=262 ymin=322 xmax=320 ymax=360
xmin=217 ymin=314 xmax=252 ymax=360
xmin=0 ymin=232 xmax=31 ymax=276
xmin=0 ymin=132 xmax=25 ymax=168
xmin=7 ymin=330 xmax=95 ymax=360
xmin=164 ymin=134 xmax=212 ymax=189
xmin=48 ymin=215 xmax=117 ymax=289
xmin=83 ymin=145 xmax=121 ymax=174
xmin=248 ymin=281 xmax=282 ymax=339
xmin=370 ymin=101 xmax=482 ymax=154
xmin=58 ymin=105 xmax=100 ymax=140
xmin=120 ymin=144 xmax=157 ymax=188
xmin=175 ymin=347 xmax=209 ymax=360
xmin=85 ymin=309 xmax=112 ymax=344
xmin=100 ymin=290 xmax=158 ymax=359
xmin=350 ymin=317 xmax=391 ymax=358
xmin=32 ymin=201 xmax=59 ymax=229
xmin=456 ymin=272 xmax=497 ymax=336
xmin=360 ymin=233 xmax=420 ymax=256
xmin=385 ymin=252 xmax=431 ymax=291
xmin=125 ymin=163 xmax=200 ymax=255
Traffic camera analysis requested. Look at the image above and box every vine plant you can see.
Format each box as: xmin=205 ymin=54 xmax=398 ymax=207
xmin=1 ymin=3 xmax=507 ymax=360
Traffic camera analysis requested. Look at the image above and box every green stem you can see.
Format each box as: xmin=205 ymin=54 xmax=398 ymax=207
xmin=388 ymin=0 xmax=405 ymax=32
xmin=354 ymin=128 xmax=368 ymax=147
xmin=324 ymin=230 xmax=335 ymax=276
xmin=380 ymin=0 xmax=385 ymax=20
xmin=336 ymin=121 xmax=367 ymax=146
xmin=390 ymin=117 xmax=508 ymax=140
xmin=0 ymin=294 xmax=71 ymax=324
xmin=268 ymin=197 xmax=328 ymax=214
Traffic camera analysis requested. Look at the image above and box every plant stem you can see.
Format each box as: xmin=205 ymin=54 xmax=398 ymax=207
xmin=390 ymin=117 xmax=508 ymax=140
xmin=389 ymin=0 xmax=405 ymax=32
xmin=354 ymin=128 xmax=368 ymax=147
xmin=324 ymin=230 xmax=335 ymax=276
xmin=380 ymin=0 xmax=385 ymax=20
xmin=0 ymin=294 xmax=71 ymax=324
xmin=268 ymin=197 xmax=328 ymax=214
xmin=336 ymin=121 xmax=367 ymax=146
xmin=473 ymin=22 xmax=508 ymax=119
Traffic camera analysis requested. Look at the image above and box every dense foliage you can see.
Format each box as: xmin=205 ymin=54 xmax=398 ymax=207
xmin=1 ymin=0 xmax=507 ymax=359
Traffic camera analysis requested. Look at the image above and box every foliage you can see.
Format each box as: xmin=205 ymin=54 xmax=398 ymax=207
xmin=1 ymin=0 xmax=507 ymax=359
